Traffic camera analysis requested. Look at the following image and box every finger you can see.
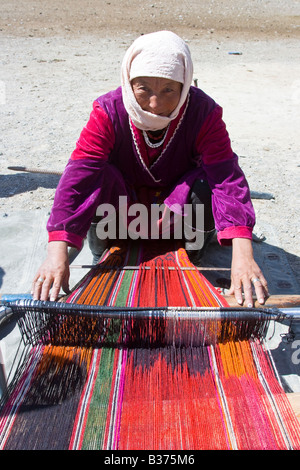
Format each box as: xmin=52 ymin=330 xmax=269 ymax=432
xmin=49 ymin=278 xmax=63 ymax=302
xmin=49 ymin=268 xmax=70 ymax=301
xmin=232 ymin=283 xmax=243 ymax=305
xmin=242 ymin=281 xmax=254 ymax=308
xmin=61 ymin=271 xmax=70 ymax=296
xmin=252 ymin=276 xmax=269 ymax=304
xmin=32 ymin=275 xmax=47 ymax=300
xmin=259 ymin=274 xmax=269 ymax=296
xmin=40 ymin=277 xmax=53 ymax=301
xmin=227 ymin=284 xmax=234 ymax=296
xmin=32 ymin=282 xmax=42 ymax=300
xmin=31 ymin=273 xmax=43 ymax=294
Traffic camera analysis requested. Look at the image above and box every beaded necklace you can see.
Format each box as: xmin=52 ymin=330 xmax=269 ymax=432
xmin=142 ymin=125 xmax=170 ymax=149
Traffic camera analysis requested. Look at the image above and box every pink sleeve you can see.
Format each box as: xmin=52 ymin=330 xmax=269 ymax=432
xmin=195 ymin=105 xmax=234 ymax=165
xmin=48 ymin=230 xmax=83 ymax=250
xmin=71 ymin=101 xmax=115 ymax=161
xmin=195 ymin=105 xmax=255 ymax=245
xmin=47 ymin=102 xmax=115 ymax=249
xmin=217 ymin=226 xmax=253 ymax=246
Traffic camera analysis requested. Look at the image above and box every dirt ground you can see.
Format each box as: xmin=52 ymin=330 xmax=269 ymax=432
xmin=1 ymin=0 xmax=299 ymax=39
xmin=0 ymin=0 xmax=300 ymax=286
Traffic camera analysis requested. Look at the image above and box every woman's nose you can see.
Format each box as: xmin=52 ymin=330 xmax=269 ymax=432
xmin=148 ymin=94 xmax=162 ymax=114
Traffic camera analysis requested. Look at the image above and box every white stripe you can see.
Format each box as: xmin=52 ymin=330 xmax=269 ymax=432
xmin=126 ymin=270 xmax=140 ymax=307
xmin=209 ymin=345 xmax=238 ymax=450
xmin=106 ymin=349 xmax=126 ymax=450
xmin=250 ymin=340 xmax=293 ymax=449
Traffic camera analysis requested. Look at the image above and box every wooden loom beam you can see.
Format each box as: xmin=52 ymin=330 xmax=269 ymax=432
xmin=224 ymin=294 xmax=300 ymax=309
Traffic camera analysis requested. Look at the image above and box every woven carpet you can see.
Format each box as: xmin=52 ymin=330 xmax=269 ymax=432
xmin=0 ymin=241 xmax=300 ymax=450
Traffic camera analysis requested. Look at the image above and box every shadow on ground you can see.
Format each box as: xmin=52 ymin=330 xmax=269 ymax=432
xmin=0 ymin=173 xmax=60 ymax=199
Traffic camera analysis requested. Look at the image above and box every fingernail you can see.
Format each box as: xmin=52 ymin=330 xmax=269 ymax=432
xmin=248 ymin=303 xmax=253 ymax=308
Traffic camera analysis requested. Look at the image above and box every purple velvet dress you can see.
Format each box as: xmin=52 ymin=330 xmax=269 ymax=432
xmin=47 ymin=86 xmax=255 ymax=250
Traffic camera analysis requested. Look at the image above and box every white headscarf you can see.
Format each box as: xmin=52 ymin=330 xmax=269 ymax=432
xmin=121 ymin=31 xmax=193 ymax=131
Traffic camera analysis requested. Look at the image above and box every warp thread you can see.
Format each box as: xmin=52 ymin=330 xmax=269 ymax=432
xmin=1 ymin=241 xmax=300 ymax=450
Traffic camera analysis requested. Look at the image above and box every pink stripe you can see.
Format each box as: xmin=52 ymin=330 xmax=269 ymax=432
xmin=0 ymin=346 xmax=43 ymax=449
xmin=113 ymin=349 xmax=127 ymax=449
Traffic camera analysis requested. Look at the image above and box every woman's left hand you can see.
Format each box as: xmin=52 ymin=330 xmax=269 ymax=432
xmin=228 ymin=238 xmax=269 ymax=307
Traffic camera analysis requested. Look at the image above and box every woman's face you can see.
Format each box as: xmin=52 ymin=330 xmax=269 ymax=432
xmin=131 ymin=77 xmax=182 ymax=118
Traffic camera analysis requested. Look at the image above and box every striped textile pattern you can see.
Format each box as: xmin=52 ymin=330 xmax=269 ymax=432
xmin=0 ymin=241 xmax=300 ymax=450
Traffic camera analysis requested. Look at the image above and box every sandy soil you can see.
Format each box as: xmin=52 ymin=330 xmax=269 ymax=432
xmin=0 ymin=0 xmax=300 ymax=285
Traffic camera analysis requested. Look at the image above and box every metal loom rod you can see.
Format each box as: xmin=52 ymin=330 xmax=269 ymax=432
xmin=69 ymin=264 xmax=231 ymax=271
xmin=1 ymin=299 xmax=300 ymax=324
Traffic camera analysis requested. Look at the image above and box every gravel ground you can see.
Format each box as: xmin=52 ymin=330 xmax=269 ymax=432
xmin=0 ymin=0 xmax=300 ymax=285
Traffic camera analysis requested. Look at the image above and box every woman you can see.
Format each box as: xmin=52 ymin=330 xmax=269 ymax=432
xmin=32 ymin=31 xmax=268 ymax=307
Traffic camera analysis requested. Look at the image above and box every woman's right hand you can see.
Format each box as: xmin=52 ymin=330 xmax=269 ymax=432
xmin=31 ymin=241 xmax=70 ymax=301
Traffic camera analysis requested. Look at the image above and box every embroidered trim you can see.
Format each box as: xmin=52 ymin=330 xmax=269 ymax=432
xmin=129 ymin=119 xmax=162 ymax=183
xmin=150 ymin=93 xmax=190 ymax=171
xmin=129 ymin=93 xmax=190 ymax=183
